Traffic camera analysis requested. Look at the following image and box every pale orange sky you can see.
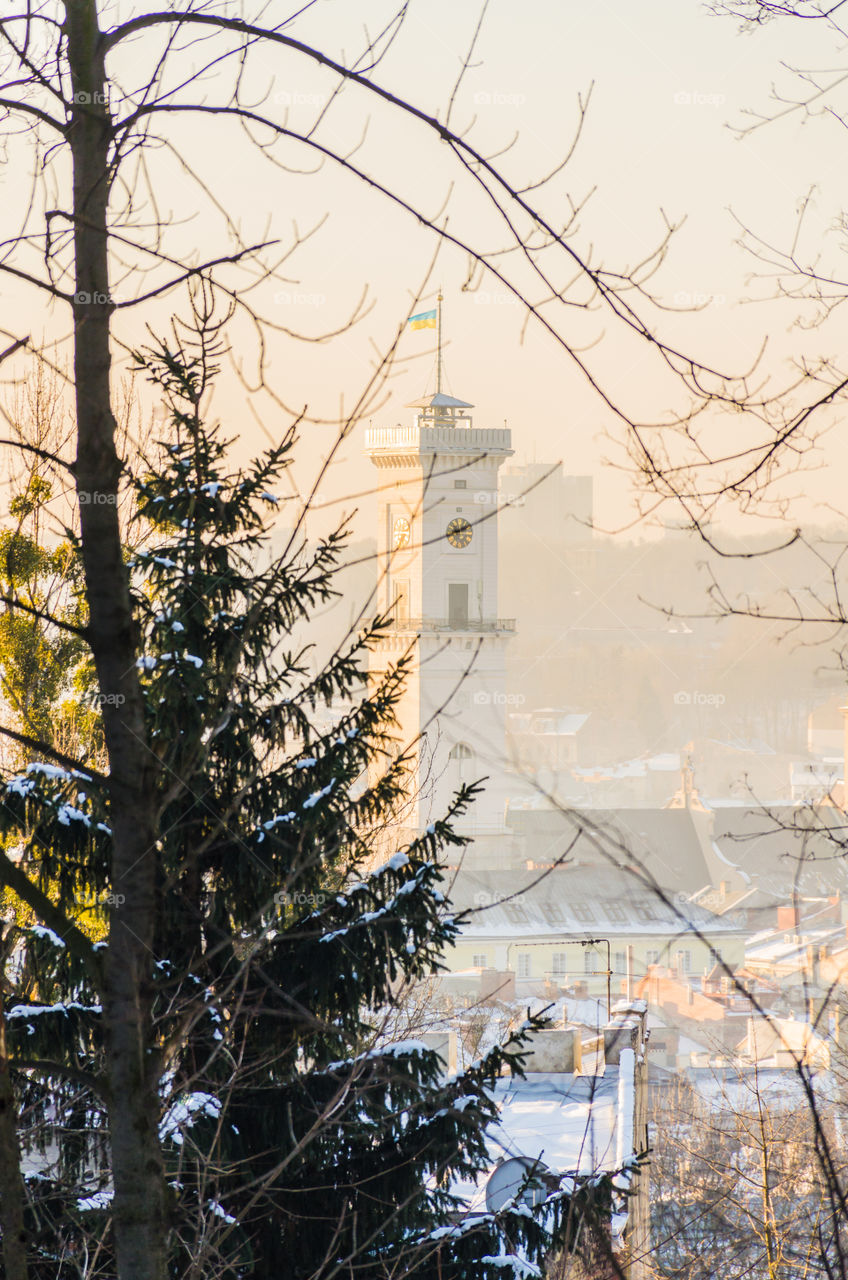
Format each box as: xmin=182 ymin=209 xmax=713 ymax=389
xmin=3 ymin=0 xmax=848 ymax=537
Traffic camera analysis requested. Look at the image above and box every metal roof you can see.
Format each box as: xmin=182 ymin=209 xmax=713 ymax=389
xmin=406 ymin=392 xmax=474 ymax=409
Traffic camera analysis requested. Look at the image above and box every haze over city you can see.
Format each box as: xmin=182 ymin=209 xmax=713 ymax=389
xmin=3 ymin=4 xmax=848 ymax=1279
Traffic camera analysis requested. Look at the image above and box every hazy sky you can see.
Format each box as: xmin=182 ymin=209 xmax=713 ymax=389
xmin=4 ymin=0 xmax=848 ymax=536
xmin=243 ymin=0 xmax=848 ymax=537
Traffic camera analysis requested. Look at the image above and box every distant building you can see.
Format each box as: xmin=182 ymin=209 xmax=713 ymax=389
xmin=698 ymin=735 xmax=784 ymax=801
xmin=502 ymin=804 xmax=719 ymax=892
xmin=444 ymin=866 xmax=747 ymax=1001
xmin=637 ymin=966 xmax=771 ymax=1063
xmin=570 ymin=752 xmax=683 ymax=807
xmin=690 ymin=883 xmax=786 ymax=933
xmin=452 ymin=1001 xmax=650 ymax=1279
xmin=708 ymin=804 xmax=848 ymax=897
xmin=500 ymin=462 xmax=593 ymax=542
xmin=506 ymin=706 xmax=590 ymax=775
xmin=737 ymin=1015 xmax=832 ymax=1071
xmin=745 ymin=912 xmax=848 ymax=993
xmin=790 ymin=759 xmax=842 ymax=804
xmin=790 ymin=697 xmax=846 ymax=803
xmin=808 ymin=696 xmax=845 ymax=757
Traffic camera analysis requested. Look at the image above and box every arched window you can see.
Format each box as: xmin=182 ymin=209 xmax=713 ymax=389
xmin=449 ymin=742 xmax=473 ymax=761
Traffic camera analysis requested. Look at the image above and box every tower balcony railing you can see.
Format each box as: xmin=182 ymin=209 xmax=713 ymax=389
xmin=368 ymin=615 xmax=516 ymax=633
xmin=365 ymin=424 xmax=512 ymax=454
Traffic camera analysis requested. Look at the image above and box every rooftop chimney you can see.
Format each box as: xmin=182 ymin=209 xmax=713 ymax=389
xmin=777 ymin=904 xmax=800 ymax=932
xmin=521 ymin=1027 xmax=582 ymax=1074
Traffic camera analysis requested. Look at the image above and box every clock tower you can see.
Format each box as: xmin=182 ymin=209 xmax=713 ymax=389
xmin=366 ymin=391 xmax=515 ymax=840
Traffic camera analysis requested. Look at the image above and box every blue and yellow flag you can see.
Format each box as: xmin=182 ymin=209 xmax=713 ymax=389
xmin=408 ymin=308 xmax=437 ymax=330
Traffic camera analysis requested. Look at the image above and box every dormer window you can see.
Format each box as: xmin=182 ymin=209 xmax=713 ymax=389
xmin=504 ymin=903 xmax=529 ymax=925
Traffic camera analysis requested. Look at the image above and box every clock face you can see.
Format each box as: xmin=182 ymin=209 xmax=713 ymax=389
xmin=392 ymin=516 xmax=411 ymax=549
xmin=446 ymin=516 xmax=473 ymax=549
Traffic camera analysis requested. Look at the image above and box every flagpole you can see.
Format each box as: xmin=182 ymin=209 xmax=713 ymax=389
xmin=436 ymin=289 xmax=443 ymax=395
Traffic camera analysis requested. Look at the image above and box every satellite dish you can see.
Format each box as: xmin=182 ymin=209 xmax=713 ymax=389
xmin=485 ymin=1156 xmax=551 ymax=1213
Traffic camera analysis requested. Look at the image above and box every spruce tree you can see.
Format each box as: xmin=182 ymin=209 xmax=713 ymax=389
xmin=0 ymin=302 xmax=609 ymax=1278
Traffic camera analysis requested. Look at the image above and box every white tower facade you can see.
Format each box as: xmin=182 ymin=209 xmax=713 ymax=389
xmin=366 ymin=393 xmax=514 ymax=836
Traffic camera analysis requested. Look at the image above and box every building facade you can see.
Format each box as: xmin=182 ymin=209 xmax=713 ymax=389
xmin=443 ymin=867 xmax=748 ymax=1001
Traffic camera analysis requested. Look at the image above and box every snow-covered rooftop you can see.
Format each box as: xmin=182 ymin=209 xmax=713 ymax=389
xmin=453 ymin=1039 xmax=640 ymax=1226
xmin=449 ymin=867 xmax=743 ymax=939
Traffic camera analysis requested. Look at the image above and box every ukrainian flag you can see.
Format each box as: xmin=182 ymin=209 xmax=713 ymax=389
xmin=408 ymin=308 xmax=437 ymax=330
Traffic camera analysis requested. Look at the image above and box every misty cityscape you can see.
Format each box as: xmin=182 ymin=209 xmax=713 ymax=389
xmin=3 ymin=3 xmax=848 ymax=1279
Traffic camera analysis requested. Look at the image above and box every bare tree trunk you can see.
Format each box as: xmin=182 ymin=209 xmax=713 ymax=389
xmin=0 ymin=1003 xmax=29 ymax=1280
xmin=754 ymin=1082 xmax=780 ymax=1280
xmin=64 ymin=4 xmax=165 ymax=1277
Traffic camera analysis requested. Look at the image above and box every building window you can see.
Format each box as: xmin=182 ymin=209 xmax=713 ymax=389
xmin=448 ymin=582 xmax=469 ymax=627
xmin=472 ymin=953 xmax=488 ymax=969
xmin=517 ymin=953 xmax=531 ymax=979
xmin=571 ymin=902 xmax=595 ymax=922
xmin=709 ymin=946 xmax=723 ymax=965
xmin=645 ymin=949 xmax=660 ymax=968
xmin=503 ymin=902 xmax=529 ymax=925
xmin=636 ymin=901 xmax=658 ymax=922
xmin=455 ymin=479 xmax=467 ymax=489
xmin=540 ymin=901 xmax=566 ymax=925
xmin=583 ymin=947 xmax=598 ymax=975
xmin=606 ymin=903 xmax=626 ymax=922
xmin=449 ymin=742 xmax=473 ymax=760
xmin=614 ymin=951 xmax=627 ymax=975
xmin=552 ymin=952 xmax=568 ymax=976
xmin=675 ymin=950 xmax=692 ymax=975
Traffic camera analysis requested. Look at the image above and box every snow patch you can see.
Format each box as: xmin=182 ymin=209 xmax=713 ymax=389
xmin=25 ymin=763 xmax=72 ymax=781
xmin=373 ymin=852 xmax=409 ymax=876
xmin=57 ymin=804 xmax=90 ymax=827
xmin=160 ymin=1092 xmax=222 ymax=1145
xmin=6 ymin=777 xmax=36 ymax=797
xmin=77 ymin=1189 xmax=113 ymax=1212
xmin=161 ymin=652 xmax=203 ymax=669
xmin=481 ymin=1256 xmax=541 ymax=1278
xmin=303 ymin=780 xmax=336 ymax=809
xmin=29 ymin=925 xmax=67 ymax=949
xmin=207 ymin=1199 xmax=237 ymax=1224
